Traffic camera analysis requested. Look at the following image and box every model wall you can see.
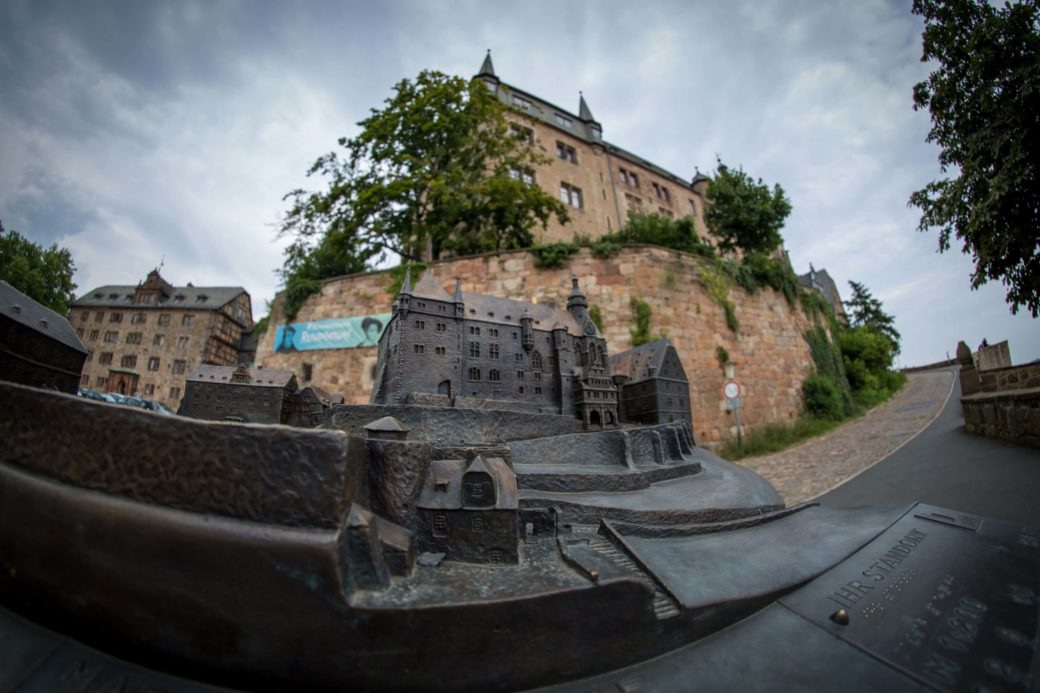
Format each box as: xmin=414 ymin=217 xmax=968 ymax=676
xmin=258 ymin=246 xmax=822 ymax=448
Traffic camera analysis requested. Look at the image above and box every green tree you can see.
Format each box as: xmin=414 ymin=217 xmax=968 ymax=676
xmin=0 ymin=221 xmax=77 ymax=315
xmin=910 ymin=0 xmax=1040 ymax=317
xmin=844 ymin=280 xmax=900 ymax=353
xmin=704 ymin=158 xmax=792 ymax=255
xmin=278 ymin=70 xmax=567 ymax=317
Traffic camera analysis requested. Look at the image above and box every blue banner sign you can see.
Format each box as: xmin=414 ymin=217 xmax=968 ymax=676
xmin=273 ymin=313 xmax=392 ymax=352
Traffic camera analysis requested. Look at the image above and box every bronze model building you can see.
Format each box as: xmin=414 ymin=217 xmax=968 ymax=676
xmin=371 ymin=270 xmax=619 ymax=428
xmin=610 ymin=338 xmax=692 ymax=426
xmin=0 ymin=281 xmax=87 ymax=394
xmin=179 ymin=363 xmax=337 ymax=426
xmin=69 ymin=269 xmax=252 ymax=409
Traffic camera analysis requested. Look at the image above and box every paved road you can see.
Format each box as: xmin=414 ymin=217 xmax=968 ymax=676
xmin=818 ymin=368 xmax=1040 ymax=526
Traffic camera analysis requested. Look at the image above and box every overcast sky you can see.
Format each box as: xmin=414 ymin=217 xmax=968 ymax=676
xmin=1 ymin=0 xmax=1036 ymax=367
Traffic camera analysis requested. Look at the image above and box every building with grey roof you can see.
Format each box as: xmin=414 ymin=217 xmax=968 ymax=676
xmin=69 ymin=269 xmax=253 ymax=409
xmin=474 ymin=52 xmax=714 ymax=247
xmin=610 ymin=338 xmax=691 ymax=427
xmin=0 ymin=280 xmax=88 ymax=394
xmin=371 ymin=270 xmax=619 ymax=428
xmin=179 ymin=363 xmax=335 ymax=426
xmin=797 ymin=264 xmax=848 ymax=325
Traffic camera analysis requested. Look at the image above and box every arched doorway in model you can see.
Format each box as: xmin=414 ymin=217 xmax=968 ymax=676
xmin=438 ymin=380 xmax=452 ymax=398
xmin=605 ymin=410 xmax=614 ymax=425
xmin=589 ymin=410 xmax=602 ymax=428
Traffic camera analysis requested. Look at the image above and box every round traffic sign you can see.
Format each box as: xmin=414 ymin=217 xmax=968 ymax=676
xmin=722 ymin=379 xmax=742 ymax=400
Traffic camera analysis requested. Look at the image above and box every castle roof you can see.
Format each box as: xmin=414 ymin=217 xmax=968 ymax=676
xmin=610 ymin=338 xmax=681 ymax=383
xmin=479 ymin=58 xmax=699 ymax=189
xmin=74 ymin=281 xmax=247 ymax=312
xmin=186 ymin=364 xmax=295 ymax=388
xmin=0 ymin=281 xmax=87 ymax=354
xmin=416 ymin=456 xmax=518 ymax=511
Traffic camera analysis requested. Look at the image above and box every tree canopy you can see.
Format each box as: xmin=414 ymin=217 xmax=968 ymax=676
xmin=910 ymin=0 xmax=1040 ymax=317
xmin=278 ymin=70 xmax=567 ymax=317
xmin=704 ymin=158 xmax=791 ymax=255
xmin=844 ymin=280 xmax=901 ymax=353
xmin=0 ymin=221 xmax=77 ymax=315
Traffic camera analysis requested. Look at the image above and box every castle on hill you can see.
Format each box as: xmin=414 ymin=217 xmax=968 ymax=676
xmin=370 ymin=270 xmax=621 ymax=428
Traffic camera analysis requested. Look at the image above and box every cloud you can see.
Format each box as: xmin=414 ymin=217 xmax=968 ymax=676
xmin=0 ymin=0 xmax=1035 ymax=367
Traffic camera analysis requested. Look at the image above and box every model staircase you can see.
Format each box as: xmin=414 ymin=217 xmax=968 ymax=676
xmin=587 ymin=536 xmax=680 ymax=620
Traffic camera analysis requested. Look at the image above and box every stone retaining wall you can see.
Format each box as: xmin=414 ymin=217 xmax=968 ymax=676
xmin=259 ymin=246 xmax=825 ymax=447
xmin=962 ymin=389 xmax=1040 ymax=448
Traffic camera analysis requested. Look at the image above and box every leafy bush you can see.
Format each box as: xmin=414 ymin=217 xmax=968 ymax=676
xmin=802 ymin=374 xmax=845 ymax=420
xmin=385 ymin=262 xmax=429 ymax=297
xmin=803 ymin=327 xmax=854 ymax=415
xmin=629 ymin=298 xmax=666 ymax=346
xmin=589 ymin=305 xmax=604 ymax=332
xmin=531 ymin=242 xmax=580 ymax=268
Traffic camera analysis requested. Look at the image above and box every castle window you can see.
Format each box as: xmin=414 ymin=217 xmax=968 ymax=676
xmin=509 ymin=167 xmax=535 ymax=185
xmin=126 ymin=332 xmax=142 ymax=344
xmin=556 ymin=142 xmax=577 ymax=164
xmin=76 ymin=328 xmax=84 ymax=338
xmin=177 ymin=336 xmax=190 ymax=348
xmin=625 ymin=192 xmax=643 ymax=211
xmin=489 ymin=369 xmax=501 ymax=382
xmin=99 ymin=352 xmax=113 ymax=365
xmin=104 ymin=331 xmax=118 ymax=342
xmin=89 ymin=329 xmax=99 ymax=341
xmin=415 ymin=320 xmax=425 ymax=329
xmin=436 ymin=322 xmax=447 ymax=332
xmin=414 ymin=344 xmax=425 ymax=354
xmin=173 ymin=360 xmax=187 ymax=375
xmin=659 ymin=207 xmax=674 ymax=218
xmin=148 ymin=357 xmax=160 ymax=371
xmin=468 ymin=367 xmax=481 ymax=381
xmin=435 ymin=346 xmax=446 ymax=355
xmin=689 ymin=199 xmax=697 ymax=214
xmin=79 ymin=312 xmax=88 ymax=322
xmin=619 ymin=168 xmax=639 ymax=188
xmin=96 ymin=375 xmax=106 ymax=386
xmin=469 ymin=342 xmax=480 ymax=357
xmin=517 ymin=370 xmax=525 ymax=380
xmin=560 ymin=183 xmax=583 ymax=209
xmin=121 ymin=355 xmax=136 ymax=368
xmin=652 ymin=182 xmax=671 ymax=203
xmin=489 ymin=344 xmax=499 ymax=359
xmin=109 ymin=312 xmax=123 ymax=323
xmin=158 ymin=314 xmax=171 ymax=326
xmin=94 ymin=311 xmax=104 ymax=323
xmin=131 ymin=313 xmax=146 ymax=324
xmin=511 ymin=94 xmax=532 ymax=111
xmin=554 ymin=113 xmax=573 ymax=129
xmin=511 ymin=123 xmax=534 ymax=145
xmin=144 ymin=384 xmax=155 ymax=395
xmin=153 ymin=334 xmax=165 ymax=346
xmin=182 ymin=315 xmax=194 ymax=327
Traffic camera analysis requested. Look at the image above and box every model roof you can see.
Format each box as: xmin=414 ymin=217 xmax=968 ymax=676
xmin=0 ymin=281 xmax=87 ymax=354
xmin=609 ymin=338 xmax=678 ymax=382
xmin=416 ymin=456 xmax=518 ymax=511
xmin=186 ymin=364 xmax=295 ymax=388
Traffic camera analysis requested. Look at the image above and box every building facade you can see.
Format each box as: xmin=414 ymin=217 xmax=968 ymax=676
xmin=179 ymin=363 xmax=334 ymax=426
xmin=371 ymin=270 xmax=619 ymax=428
xmin=0 ymin=281 xmax=87 ymax=394
xmin=476 ymin=53 xmax=712 ymax=246
xmin=610 ymin=338 xmax=692 ymax=426
xmin=69 ymin=269 xmax=252 ymax=410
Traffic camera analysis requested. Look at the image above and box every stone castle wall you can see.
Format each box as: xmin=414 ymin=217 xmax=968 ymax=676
xmin=258 ymin=246 xmax=824 ymax=448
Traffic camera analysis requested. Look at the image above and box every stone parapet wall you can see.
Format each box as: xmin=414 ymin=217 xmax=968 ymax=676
xmin=978 ymin=362 xmax=1040 ymax=393
xmin=962 ymin=389 xmax=1040 ymax=449
xmin=259 ymin=246 xmax=823 ymax=447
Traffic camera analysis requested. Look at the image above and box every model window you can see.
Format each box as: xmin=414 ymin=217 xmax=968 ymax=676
xmin=531 ymin=352 xmax=543 ymax=369
xmin=489 ymin=328 xmax=499 ymax=338
xmin=469 ymin=342 xmax=480 ymax=357
xmin=414 ymin=344 xmax=425 ymax=354
xmin=560 ymin=183 xmax=583 ymax=209
xmin=489 ymin=369 xmax=500 ymax=382
xmin=535 ymin=386 xmax=542 ymax=395
xmin=468 ymin=367 xmax=481 ymax=381
xmin=472 ymin=517 xmax=485 ymax=532
xmin=517 ymin=370 xmax=525 ymax=380
xmin=435 ymin=346 xmax=446 ymax=355
xmin=436 ymin=323 xmax=447 ymax=332
xmin=415 ymin=320 xmax=425 ymax=329
xmin=433 ymin=514 xmax=447 ymax=537
xmin=489 ymin=344 xmax=499 ymax=359
xmin=514 ymin=353 xmax=523 ymax=362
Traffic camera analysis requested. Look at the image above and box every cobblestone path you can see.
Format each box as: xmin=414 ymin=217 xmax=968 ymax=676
xmin=738 ymin=369 xmax=956 ymax=506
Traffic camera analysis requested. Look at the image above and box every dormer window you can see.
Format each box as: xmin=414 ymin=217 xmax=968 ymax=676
xmin=173 ymin=294 xmax=185 ymax=303
xmin=195 ymin=294 xmax=208 ymax=303
xmin=511 ymin=95 xmax=532 ymax=111
xmin=554 ymin=113 xmax=573 ymax=129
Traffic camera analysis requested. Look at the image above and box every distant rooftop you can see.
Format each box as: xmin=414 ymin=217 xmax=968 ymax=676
xmin=0 ymin=281 xmax=87 ymax=354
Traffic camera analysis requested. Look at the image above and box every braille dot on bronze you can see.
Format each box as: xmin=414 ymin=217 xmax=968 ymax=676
xmin=829 ymin=609 xmax=850 ymax=626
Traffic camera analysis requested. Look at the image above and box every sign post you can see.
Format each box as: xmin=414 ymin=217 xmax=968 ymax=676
xmin=722 ymin=379 xmax=744 ymax=450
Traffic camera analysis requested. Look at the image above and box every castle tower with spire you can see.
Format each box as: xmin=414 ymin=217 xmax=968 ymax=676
xmin=473 ymin=52 xmax=713 ymax=247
